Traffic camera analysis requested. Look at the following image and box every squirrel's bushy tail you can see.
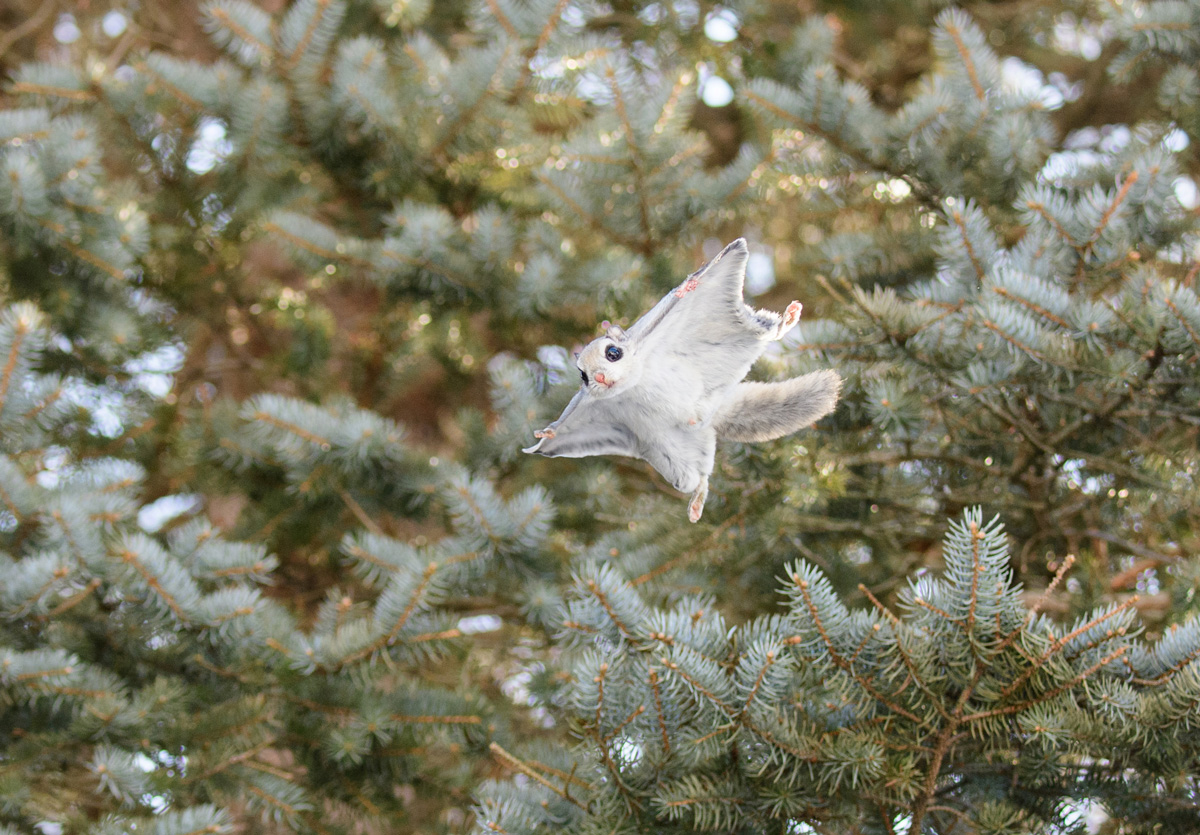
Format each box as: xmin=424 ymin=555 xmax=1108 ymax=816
xmin=714 ymin=369 xmax=841 ymax=443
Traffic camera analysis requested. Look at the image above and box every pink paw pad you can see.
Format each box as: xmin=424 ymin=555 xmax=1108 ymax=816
xmin=674 ymin=277 xmax=700 ymax=298
xmin=534 ymin=428 xmax=556 ymax=439
xmin=783 ymin=301 xmax=802 ymax=327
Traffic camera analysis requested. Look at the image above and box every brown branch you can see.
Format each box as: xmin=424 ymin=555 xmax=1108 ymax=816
xmin=990 ymin=286 xmax=1072 ymax=330
xmin=950 ymin=210 xmax=986 ymax=282
xmin=406 ymin=627 xmax=462 ymax=643
xmin=9 ymin=82 xmax=93 ymax=100
xmin=429 ymin=43 xmax=513 ymax=159
xmin=594 ymin=662 xmax=608 ymax=731
xmin=117 ymin=546 xmax=188 ymax=621
xmin=584 ymin=579 xmax=636 ymax=639
xmin=524 ymin=758 xmax=593 ymax=792
xmin=392 ymin=712 xmax=481 ymax=725
xmin=379 ymin=247 xmax=471 ymax=290
xmin=535 ymin=173 xmax=646 ymax=253
xmin=943 ymin=21 xmax=986 ymax=101
xmin=1065 ymin=527 xmax=1176 ymax=568
xmin=0 ymin=0 xmax=58 ymax=60
xmin=741 ymin=89 xmax=939 ymax=211
xmin=489 ymin=742 xmax=589 ymax=811
xmin=509 ymin=0 xmax=570 ymax=101
xmin=334 ymin=561 xmax=438 ymax=667
xmin=966 ymin=520 xmax=982 ymax=634
xmin=281 ymin=0 xmax=335 ymax=71
xmin=601 ymin=704 xmax=646 ymax=745
xmin=0 ymin=310 xmax=31 ymax=418
xmin=739 ymin=650 xmax=777 ymax=716
xmin=1086 ymin=171 xmax=1138 ymax=251
xmin=965 ymin=645 xmax=1128 ymax=722
xmin=1163 ymin=295 xmax=1200 ymax=353
xmin=1023 ymin=200 xmax=1079 ymax=249
xmin=997 ymin=597 xmax=1137 ymax=701
xmin=911 ymin=595 xmax=956 ymax=623
xmin=251 ymin=410 xmax=332 ymax=448
xmin=909 ymin=721 xmax=959 ymax=832
xmin=661 ymin=795 xmax=745 ymax=809
xmin=651 ymin=70 xmax=693 ymax=138
xmin=207 ymin=6 xmax=273 ymax=59
xmin=245 ymin=783 xmax=302 ymax=819
xmin=659 ymin=656 xmax=735 ymax=717
xmin=741 ymin=717 xmax=818 ymax=761
xmin=790 ymin=574 xmax=927 ymax=726
xmin=606 ymin=66 xmax=653 ymax=248
xmin=629 ymin=515 xmax=737 ymax=587
xmin=15 ymin=665 xmax=75 ymax=682
xmin=137 ymin=60 xmax=201 ymax=109
xmin=483 ymin=0 xmax=520 ymax=38
xmin=1028 ymin=554 xmax=1075 ymax=617
xmin=847 ymin=623 xmax=882 ymax=665
xmin=649 ymin=668 xmax=670 ymax=756
xmin=262 ymin=220 xmax=371 ymax=268
xmin=189 ymin=739 xmax=276 ymax=783
xmin=35 ymin=578 xmax=102 ymax=620
xmin=337 ymin=487 xmax=383 ymax=536
xmin=978 ymin=317 xmax=1053 ymax=364
xmin=858 ymin=585 xmax=900 ymax=625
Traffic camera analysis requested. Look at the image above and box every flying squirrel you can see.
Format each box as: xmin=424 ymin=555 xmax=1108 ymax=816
xmin=524 ymin=238 xmax=841 ymax=522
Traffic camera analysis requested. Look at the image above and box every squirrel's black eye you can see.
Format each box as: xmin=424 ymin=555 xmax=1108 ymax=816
xmin=580 ymin=369 xmax=589 ymax=385
xmin=604 ymin=346 xmax=623 ymax=362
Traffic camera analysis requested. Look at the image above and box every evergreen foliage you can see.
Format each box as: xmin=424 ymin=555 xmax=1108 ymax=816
xmin=0 ymin=0 xmax=1199 ymax=833
xmin=478 ymin=510 xmax=1200 ymax=832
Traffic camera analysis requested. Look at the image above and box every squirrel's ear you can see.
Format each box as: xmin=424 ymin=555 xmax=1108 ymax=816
xmin=606 ymin=324 xmax=627 ymax=341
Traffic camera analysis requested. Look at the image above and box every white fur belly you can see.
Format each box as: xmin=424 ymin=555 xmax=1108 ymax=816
xmin=639 ymin=355 xmax=708 ymax=425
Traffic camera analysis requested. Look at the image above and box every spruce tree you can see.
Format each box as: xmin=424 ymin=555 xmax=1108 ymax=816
xmin=1 ymin=1 xmax=1198 ymax=834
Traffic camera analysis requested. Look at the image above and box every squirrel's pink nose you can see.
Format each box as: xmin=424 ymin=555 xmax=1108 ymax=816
xmin=594 ymin=372 xmax=607 ymax=385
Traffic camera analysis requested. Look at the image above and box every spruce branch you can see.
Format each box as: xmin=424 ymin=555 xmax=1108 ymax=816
xmin=1085 ymin=171 xmax=1139 ymax=254
xmin=790 ymin=571 xmax=927 ymax=727
xmin=482 ymin=0 xmax=520 ymax=39
xmin=489 ymin=742 xmax=590 ymax=812
xmin=742 ymin=87 xmax=939 ymax=211
xmin=336 ymin=487 xmax=383 ymax=536
xmin=249 ymin=408 xmax=332 ymax=450
xmin=204 ymin=0 xmax=274 ymax=63
xmin=262 ymin=218 xmax=373 ymax=269
xmin=583 ymin=579 xmax=637 ymax=640
xmin=1163 ymin=293 xmax=1200 ymax=353
xmin=1028 ymin=554 xmax=1075 ymax=617
xmin=648 ymin=668 xmax=670 ymax=757
xmin=989 ymin=286 xmax=1072 ymax=331
xmin=0 ymin=306 xmax=36 ymax=420
xmin=601 ymin=704 xmax=646 ymax=746
xmin=391 ymin=713 xmax=481 ymax=725
xmin=429 ymin=42 xmax=515 ymax=161
xmin=996 ymin=597 xmax=1139 ymax=702
xmin=949 ymin=209 xmax=987 ymax=282
xmin=628 ymin=516 xmax=738 ymax=587
xmin=964 ymin=646 xmax=1129 ymax=722
xmin=941 ymin=19 xmax=986 ymax=101
xmin=604 ymin=65 xmax=652 ymax=250
xmin=658 ymin=656 xmax=736 ymax=717
xmin=279 ymin=0 xmax=339 ymax=72
xmin=9 ymin=80 xmax=94 ymax=100
xmin=535 ymin=172 xmax=647 ymax=253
